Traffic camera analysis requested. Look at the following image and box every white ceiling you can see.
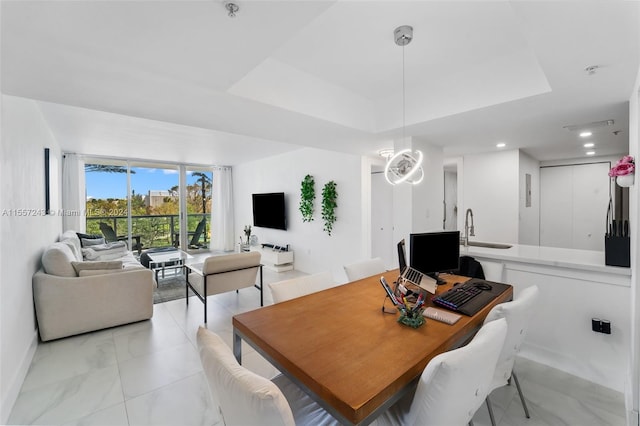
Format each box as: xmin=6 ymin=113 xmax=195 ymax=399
xmin=2 ymin=1 xmax=639 ymax=166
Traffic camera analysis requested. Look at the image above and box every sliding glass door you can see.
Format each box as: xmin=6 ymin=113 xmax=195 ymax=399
xmin=84 ymin=159 xmax=212 ymax=254
xmin=129 ymin=163 xmax=179 ymax=249
xmin=85 ymin=159 xmax=129 ymax=240
xmin=183 ymin=168 xmax=212 ymax=250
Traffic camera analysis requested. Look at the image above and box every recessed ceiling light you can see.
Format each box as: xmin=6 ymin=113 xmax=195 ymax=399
xmin=586 ymin=151 xmax=596 ymax=156
xmin=583 ymin=142 xmax=595 ymax=148
xmin=580 ymin=131 xmax=592 ymax=137
xmin=496 ymin=143 xmax=506 ymax=148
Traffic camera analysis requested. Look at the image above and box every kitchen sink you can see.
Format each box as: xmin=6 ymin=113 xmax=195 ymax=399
xmin=462 ymin=241 xmax=512 ymax=249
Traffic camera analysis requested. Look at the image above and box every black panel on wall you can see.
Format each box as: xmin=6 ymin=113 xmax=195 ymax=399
xmin=44 ymin=148 xmax=50 ymax=214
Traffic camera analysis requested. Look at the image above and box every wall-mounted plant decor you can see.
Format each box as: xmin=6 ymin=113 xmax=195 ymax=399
xmin=321 ymin=181 xmax=338 ymax=235
xmin=299 ymin=174 xmax=315 ymax=222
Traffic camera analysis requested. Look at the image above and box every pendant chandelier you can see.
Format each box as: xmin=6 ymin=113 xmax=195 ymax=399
xmin=384 ymin=25 xmax=424 ymax=186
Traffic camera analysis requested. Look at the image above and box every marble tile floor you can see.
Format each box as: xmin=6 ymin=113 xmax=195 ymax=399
xmin=9 ymin=267 xmax=626 ymax=426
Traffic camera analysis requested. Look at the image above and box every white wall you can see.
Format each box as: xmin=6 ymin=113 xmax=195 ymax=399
xmin=518 ymin=151 xmax=540 ymax=245
xmin=411 ymin=139 xmax=444 ymax=233
xmin=462 ymin=150 xmax=519 ymax=244
xmin=1 ymin=96 xmax=62 ymax=423
xmin=233 ymin=148 xmax=363 ymax=283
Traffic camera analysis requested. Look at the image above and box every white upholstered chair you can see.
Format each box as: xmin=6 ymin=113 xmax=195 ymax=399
xmin=196 ymin=327 xmax=339 ymax=426
xmin=483 ymin=285 xmax=540 ymax=426
xmin=343 ymin=257 xmax=387 ymax=281
xmin=373 ymin=318 xmax=508 ymax=426
xmin=268 ymin=271 xmax=336 ymax=304
xmin=478 ymin=260 xmax=505 ymax=282
xmin=186 ymin=251 xmax=262 ymax=323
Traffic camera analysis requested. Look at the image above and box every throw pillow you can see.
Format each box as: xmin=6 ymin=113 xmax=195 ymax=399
xmin=71 ymin=260 xmax=123 ymax=276
xmin=81 ymin=237 xmax=106 ymax=247
xmin=78 ymin=269 xmax=126 ymax=277
xmin=76 ymin=233 xmax=103 ymax=247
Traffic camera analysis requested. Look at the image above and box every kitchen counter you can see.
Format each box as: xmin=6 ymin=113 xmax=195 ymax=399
xmin=460 ymin=243 xmax=631 ymax=276
xmin=460 ymin=242 xmax=631 ymax=392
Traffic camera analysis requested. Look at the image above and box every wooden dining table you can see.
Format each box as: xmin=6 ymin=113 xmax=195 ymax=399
xmin=232 ymin=270 xmax=513 ymax=425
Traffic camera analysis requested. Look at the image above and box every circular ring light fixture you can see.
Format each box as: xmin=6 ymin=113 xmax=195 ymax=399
xmin=384 ymin=149 xmax=425 ymax=185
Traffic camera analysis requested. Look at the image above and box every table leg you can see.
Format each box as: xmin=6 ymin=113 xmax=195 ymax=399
xmin=233 ymin=330 xmax=242 ymax=364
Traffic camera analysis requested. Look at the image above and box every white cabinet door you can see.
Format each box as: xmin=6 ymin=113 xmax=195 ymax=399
xmin=540 ymin=163 xmax=609 ymax=250
xmin=540 ymin=166 xmax=573 ymax=248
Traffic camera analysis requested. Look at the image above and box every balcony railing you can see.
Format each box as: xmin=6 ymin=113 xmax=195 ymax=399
xmin=86 ymin=213 xmax=209 ymax=250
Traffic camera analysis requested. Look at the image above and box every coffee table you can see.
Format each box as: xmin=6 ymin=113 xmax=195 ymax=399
xmin=146 ymin=249 xmax=192 ymax=282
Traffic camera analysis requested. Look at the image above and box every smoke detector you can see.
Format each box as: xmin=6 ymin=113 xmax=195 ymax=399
xmin=225 ymin=2 xmax=239 ymax=18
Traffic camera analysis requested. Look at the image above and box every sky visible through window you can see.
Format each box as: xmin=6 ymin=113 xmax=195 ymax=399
xmin=86 ymin=167 xmax=208 ymax=200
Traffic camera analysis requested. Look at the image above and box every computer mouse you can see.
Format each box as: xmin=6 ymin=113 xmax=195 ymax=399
xmin=474 ymin=282 xmax=493 ymax=291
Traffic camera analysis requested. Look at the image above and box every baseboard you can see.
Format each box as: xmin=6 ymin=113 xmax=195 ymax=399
xmin=1 ymin=329 xmax=38 ymax=424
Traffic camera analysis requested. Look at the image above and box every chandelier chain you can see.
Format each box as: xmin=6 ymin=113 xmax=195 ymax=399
xmin=402 ymin=44 xmax=406 ymax=143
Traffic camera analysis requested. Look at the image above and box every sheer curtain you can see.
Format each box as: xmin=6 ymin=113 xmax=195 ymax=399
xmin=211 ymin=167 xmax=235 ymax=252
xmin=61 ymin=153 xmax=86 ymax=232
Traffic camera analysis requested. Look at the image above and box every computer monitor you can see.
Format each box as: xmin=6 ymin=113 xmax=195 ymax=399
xmin=410 ymin=231 xmax=460 ymax=283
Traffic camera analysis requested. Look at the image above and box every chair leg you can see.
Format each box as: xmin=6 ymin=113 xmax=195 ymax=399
xmin=259 ymin=266 xmax=263 ymax=306
xmin=512 ymin=371 xmax=530 ymax=418
xmin=203 ymin=280 xmax=208 ymax=323
xmin=485 ymin=397 xmax=497 ymax=426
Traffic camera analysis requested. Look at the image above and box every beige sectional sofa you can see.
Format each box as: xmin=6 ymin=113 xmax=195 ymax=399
xmin=33 ymin=230 xmax=155 ymax=341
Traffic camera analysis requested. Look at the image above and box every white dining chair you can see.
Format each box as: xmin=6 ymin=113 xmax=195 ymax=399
xmin=478 ymin=260 xmax=505 ymax=282
xmin=268 ymin=271 xmax=336 ymax=303
xmin=373 ymin=318 xmax=508 ymax=426
xmin=196 ymin=327 xmax=339 ymax=426
xmin=483 ymin=285 xmax=540 ymax=426
xmin=343 ymin=257 xmax=387 ymax=281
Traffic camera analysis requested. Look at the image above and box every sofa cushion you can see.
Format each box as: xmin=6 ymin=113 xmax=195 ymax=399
xmin=120 ymin=252 xmax=146 ymax=270
xmin=61 ymin=230 xmax=79 ymax=241
xmin=71 ymin=260 xmax=123 ymax=276
xmin=42 ymin=243 xmax=78 ymax=277
xmin=82 ymin=242 xmax=128 ymax=260
xmin=60 ymin=231 xmax=82 ymax=261
xmin=60 ymin=239 xmax=82 ymax=262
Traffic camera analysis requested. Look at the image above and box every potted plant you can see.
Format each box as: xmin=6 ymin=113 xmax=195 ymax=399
xmin=299 ymin=174 xmax=315 ymax=222
xmin=609 ymin=155 xmax=635 ymax=187
xmin=239 ymin=225 xmax=251 ymax=251
xmin=321 ymin=181 xmax=338 ymax=235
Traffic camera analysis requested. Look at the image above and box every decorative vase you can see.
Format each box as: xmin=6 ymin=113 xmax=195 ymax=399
xmin=616 ymin=174 xmax=634 ymax=187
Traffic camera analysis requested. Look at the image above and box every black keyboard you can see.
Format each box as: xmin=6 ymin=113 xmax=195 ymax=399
xmin=432 ymin=282 xmax=483 ymax=311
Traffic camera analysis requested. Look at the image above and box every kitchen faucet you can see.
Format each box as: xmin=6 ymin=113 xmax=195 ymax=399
xmin=464 ymin=208 xmax=475 ymax=246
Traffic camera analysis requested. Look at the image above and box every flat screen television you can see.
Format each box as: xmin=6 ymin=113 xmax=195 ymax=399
xmin=252 ymin=192 xmax=286 ymax=230
xmin=410 ymin=231 xmax=460 ymax=280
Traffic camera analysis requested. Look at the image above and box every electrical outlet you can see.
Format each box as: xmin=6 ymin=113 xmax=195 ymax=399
xmin=591 ymin=318 xmax=612 ymax=334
